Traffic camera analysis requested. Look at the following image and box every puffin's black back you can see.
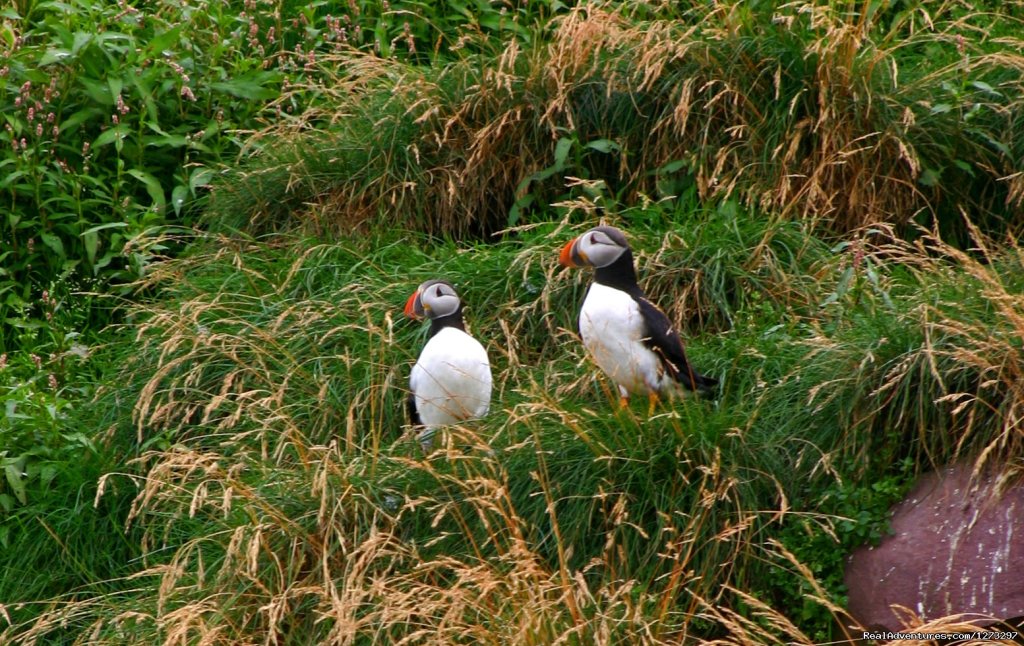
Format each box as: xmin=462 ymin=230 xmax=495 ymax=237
xmin=635 ymin=296 xmax=718 ymax=395
xmin=590 ymin=240 xmax=718 ymax=396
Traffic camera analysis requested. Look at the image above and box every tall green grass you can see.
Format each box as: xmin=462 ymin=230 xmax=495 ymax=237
xmin=5 ymin=2 xmax=1024 ymax=642
xmin=6 ymin=200 xmax=1024 ymax=643
xmin=205 ymin=2 xmax=1024 ymax=242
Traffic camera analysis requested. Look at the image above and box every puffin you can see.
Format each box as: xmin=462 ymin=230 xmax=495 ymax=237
xmin=404 ymin=279 xmax=492 ymax=450
xmin=558 ymin=225 xmax=718 ymax=407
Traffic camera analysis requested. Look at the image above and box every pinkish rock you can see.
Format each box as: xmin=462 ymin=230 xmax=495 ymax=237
xmin=844 ymin=462 xmax=1024 ymax=630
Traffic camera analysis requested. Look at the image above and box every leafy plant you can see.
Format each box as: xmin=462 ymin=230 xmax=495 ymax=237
xmin=1 ymin=0 xmax=557 ymax=351
xmin=768 ymin=458 xmax=916 ymax=640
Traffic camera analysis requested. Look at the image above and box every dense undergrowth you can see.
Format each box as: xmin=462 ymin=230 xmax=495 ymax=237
xmin=3 ymin=1 xmax=1024 ymax=644
xmin=207 ymin=2 xmax=1024 ymax=241
xmin=5 ymin=202 xmax=1024 ymax=643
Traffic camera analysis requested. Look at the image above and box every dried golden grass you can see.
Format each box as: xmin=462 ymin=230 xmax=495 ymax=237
xmin=213 ymin=2 xmax=1024 ymax=239
xmin=906 ymin=222 xmax=1024 ymax=477
xmin=13 ymin=430 xmax=758 ymax=644
xmin=12 ymin=214 xmax=1024 ymax=643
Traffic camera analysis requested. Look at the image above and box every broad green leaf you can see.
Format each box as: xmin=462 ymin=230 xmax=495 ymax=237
xmin=60 ymin=106 xmax=105 ymax=133
xmin=918 ymin=167 xmax=941 ymax=186
xmin=820 ymin=265 xmax=855 ymax=307
xmin=657 ymin=160 xmax=687 ymax=174
xmin=970 ymin=80 xmax=1001 ymax=97
xmin=507 ymin=194 xmax=534 ymax=227
xmin=83 ymin=230 xmax=98 ymax=266
xmin=968 ymin=129 xmax=1011 ymax=157
xmin=40 ymin=465 xmax=58 ymax=487
xmin=553 ymin=137 xmax=573 ymax=169
xmin=72 ymin=31 xmax=93 ymax=54
xmin=189 ymin=167 xmax=214 ymax=191
xmin=210 ymin=73 xmax=282 ymax=100
xmin=94 ymin=251 xmax=117 ymax=271
xmin=40 ymin=48 xmax=73 ymax=65
xmin=171 ymin=185 xmax=188 ymax=216
xmin=4 ymin=464 xmax=26 ymax=505
xmin=80 ymin=77 xmax=113 ymax=105
xmin=586 ymin=139 xmax=620 ymax=153
xmin=93 ymin=125 xmax=129 ymax=148
xmin=127 ymin=169 xmax=167 ymax=211
xmin=81 ymin=221 xmax=129 ymax=236
xmin=145 ymin=24 xmax=182 ymax=56
xmin=143 ymin=133 xmax=188 ymax=148
xmin=128 ymin=67 xmax=158 ymax=119
xmin=0 ymin=170 xmax=27 ymax=190
xmin=953 ymin=159 xmax=974 ymax=175
xmin=95 ymin=31 xmax=133 ymax=51
xmin=40 ymin=232 xmax=66 ymax=258
xmin=108 ymin=77 xmax=124 ymax=104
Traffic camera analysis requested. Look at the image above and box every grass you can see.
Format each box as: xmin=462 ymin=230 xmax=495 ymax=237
xmin=4 ymin=1 xmax=1024 ymax=644
xmin=204 ymin=1 xmax=1024 ymax=242
xmin=4 ymin=199 xmax=1024 ymax=643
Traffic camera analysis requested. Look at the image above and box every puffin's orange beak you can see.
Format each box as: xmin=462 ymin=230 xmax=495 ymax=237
xmin=559 ymin=238 xmax=578 ymax=268
xmin=404 ymin=289 xmax=421 ymax=318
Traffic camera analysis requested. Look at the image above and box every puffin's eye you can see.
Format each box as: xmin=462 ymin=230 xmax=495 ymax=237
xmin=436 ymin=286 xmax=444 ymax=298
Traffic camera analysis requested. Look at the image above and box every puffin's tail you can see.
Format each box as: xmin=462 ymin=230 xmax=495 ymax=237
xmin=684 ymin=370 xmax=719 ymax=399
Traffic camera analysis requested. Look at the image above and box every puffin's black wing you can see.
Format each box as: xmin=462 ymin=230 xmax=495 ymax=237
xmin=636 ymin=296 xmax=718 ymax=395
xmin=406 ymin=393 xmax=422 ymax=427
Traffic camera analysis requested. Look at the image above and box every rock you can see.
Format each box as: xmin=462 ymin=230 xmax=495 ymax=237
xmin=844 ymin=462 xmax=1024 ymax=630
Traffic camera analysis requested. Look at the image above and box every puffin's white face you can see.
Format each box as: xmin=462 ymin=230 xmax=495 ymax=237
xmin=405 ymin=280 xmax=461 ymax=320
xmin=559 ymin=226 xmax=630 ymax=269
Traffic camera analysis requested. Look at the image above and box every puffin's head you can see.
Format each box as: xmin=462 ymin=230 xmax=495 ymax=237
xmin=558 ymin=226 xmax=631 ymax=269
xmin=404 ymin=279 xmax=461 ymax=320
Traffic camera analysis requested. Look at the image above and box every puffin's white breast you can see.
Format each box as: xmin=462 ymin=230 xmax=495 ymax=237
xmin=578 ymin=283 xmax=665 ymax=396
xmin=410 ymin=327 xmax=492 ymax=428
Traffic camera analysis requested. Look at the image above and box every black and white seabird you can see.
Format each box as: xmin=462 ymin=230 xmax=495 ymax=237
xmin=559 ymin=226 xmax=718 ymax=406
xmin=404 ymin=279 xmax=492 ymax=450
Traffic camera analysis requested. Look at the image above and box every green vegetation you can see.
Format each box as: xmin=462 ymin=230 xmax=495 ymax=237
xmin=2 ymin=0 xmax=1023 ymax=644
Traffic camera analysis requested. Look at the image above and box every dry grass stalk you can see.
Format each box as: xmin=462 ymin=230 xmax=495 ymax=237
xmin=207 ymin=2 xmax=1023 ymax=239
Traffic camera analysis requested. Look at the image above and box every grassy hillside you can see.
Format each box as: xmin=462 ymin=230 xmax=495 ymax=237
xmin=6 ymin=201 xmax=1024 ymax=643
xmin=205 ymin=2 xmax=1024 ymax=242
xmin=3 ymin=1 xmax=1024 ymax=644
